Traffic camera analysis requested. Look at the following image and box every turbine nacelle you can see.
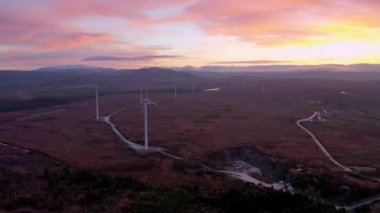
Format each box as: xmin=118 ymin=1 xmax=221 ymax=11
xmin=141 ymin=98 xmax=154 ymax=105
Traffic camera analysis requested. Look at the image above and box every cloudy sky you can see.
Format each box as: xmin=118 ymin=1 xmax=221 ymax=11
xmin=1 ymin=0 xmax=380 ymax=69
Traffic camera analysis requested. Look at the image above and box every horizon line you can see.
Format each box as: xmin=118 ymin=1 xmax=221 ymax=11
xmin=1 ymin=63 xmax=380 ymax=71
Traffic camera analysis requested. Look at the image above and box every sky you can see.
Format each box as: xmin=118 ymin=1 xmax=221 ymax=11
xmin=0 ymin=0 xmax=380 ymax=70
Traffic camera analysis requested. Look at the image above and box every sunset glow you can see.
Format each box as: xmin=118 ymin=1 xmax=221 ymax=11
xmin=1 ymin=0 xmax=380 ymax=69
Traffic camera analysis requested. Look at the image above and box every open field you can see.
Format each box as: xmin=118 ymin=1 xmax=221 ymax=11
xmin=2 ymin=78 xmax=380 ymax=175
xmin=1 ymin=73 xmax=380 ymax=211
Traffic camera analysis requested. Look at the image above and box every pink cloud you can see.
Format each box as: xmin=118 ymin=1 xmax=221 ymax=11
xmin=156 ymin=0 xmax=380 ymax=45
xmin=0 ymin=0 xmax=379 ymax=69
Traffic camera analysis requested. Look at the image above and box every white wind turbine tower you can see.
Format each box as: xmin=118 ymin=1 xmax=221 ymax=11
xmin=94 ymin=86 xmax=100 ymax=120
xmin=141 ymin=91 xmax=157 ymax=151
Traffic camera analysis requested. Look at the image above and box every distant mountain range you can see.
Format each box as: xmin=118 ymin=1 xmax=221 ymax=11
xmin=1 ymin=64 xmax=380 ymax=83
xmin=31 ymin=63 xmax=380 ymax=74
xmin=175 ymin=64 xmax=380 ymax=73
xmin=35 ymin=64 xmax=117 ymax=73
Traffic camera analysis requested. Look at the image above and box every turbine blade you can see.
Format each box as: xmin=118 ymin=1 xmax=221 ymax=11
xmin=150 ymin=101 xmax=161 ymax=108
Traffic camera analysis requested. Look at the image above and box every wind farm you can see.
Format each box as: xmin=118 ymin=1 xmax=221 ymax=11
xmin=1 ymin=67 xmax=380 ymax=212
xmin=1 ymin=0 xmax=380 ymax=212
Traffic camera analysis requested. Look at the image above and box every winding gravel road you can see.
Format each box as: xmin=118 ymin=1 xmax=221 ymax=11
xmin=341 ymin=194 xmax=380 ymax=211
xmin=0 ymin=141 xmax=31 ymax=153
xmin=296 ymin=112 xmax=352 ymax=172
xmin=297 ymin=112 xmax=380 ymax=210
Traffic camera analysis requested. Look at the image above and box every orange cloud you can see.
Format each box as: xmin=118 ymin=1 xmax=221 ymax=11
xmin=158 ymin=0 xmax=380 ymax=46
xmin=0 ymin=0 xmax=379 ymax=69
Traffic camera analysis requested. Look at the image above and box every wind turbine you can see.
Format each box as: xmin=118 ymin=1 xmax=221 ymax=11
xmin=94 ymin=86 xmax=100 ymax=120
xmin=141 ymin=91 xmax=158 ymax=151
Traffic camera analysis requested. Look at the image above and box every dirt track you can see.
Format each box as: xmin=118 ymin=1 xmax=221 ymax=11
xmin=296 ymin=112 xmax=352 ymax=172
